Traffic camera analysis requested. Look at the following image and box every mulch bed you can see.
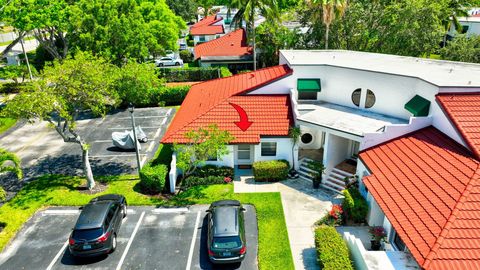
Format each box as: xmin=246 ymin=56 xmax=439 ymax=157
xmin=78 ymin=181 xmax=108 ymax=195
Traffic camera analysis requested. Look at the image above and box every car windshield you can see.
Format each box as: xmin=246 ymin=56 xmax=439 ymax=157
xmin=73 ymin=228 xmax=103 ymax=240
xmin=212 ymin=236 xmax=241 ymax=249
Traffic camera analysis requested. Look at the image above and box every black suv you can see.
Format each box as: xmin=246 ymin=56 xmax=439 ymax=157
xmin=68 ymin=194 xmax=127 ymax=257
xmin=207 ymin=200 xmax=246 ymax=264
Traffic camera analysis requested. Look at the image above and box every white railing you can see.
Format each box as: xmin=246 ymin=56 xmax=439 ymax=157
xmin=361 ymin=117 xmax=432 ymax=150
xmin=169 ymin=152 xmax=177 ymax=193
xmin=343 ymin=232 xmax=396 ymax=270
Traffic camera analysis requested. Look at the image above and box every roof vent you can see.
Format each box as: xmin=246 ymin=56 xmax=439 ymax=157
xmin=250 ymin=73 xmax=255 ymax=78
xmin=230 ymin=43 xmax=234 ymax=46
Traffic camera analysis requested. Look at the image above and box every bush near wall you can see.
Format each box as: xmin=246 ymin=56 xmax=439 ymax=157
xmin=181 ymin=176 xmax=231 ymax=189
xmin=314 ymin=225 xmax=353 ymax=270
xmin=139 ymin=163 xmax=168 ymax=194
xmin=253 ymin=160 xmax=289 ymax=182
xmin=342 ymin=187 xmax=368 ymax=223
xmin=158 ymin=67 xmax=222 ymax=82
xmin=192 ymin=165 xmax=234 ymax=178
xmin=156 ymin=85 xmax=191 ymax=106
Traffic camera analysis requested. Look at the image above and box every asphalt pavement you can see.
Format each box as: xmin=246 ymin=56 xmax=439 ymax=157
xmin=0 ymin=205 xmax=258 ymax=270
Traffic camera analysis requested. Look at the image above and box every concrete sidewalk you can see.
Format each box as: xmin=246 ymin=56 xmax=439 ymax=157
xmin=234 ymin=170 xmax=342 ymax=270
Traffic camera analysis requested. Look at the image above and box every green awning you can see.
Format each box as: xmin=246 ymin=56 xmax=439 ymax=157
xmin=404 ymin=95 xmax=431 ymax=117
xmin=297 ymin=79 xmax=321 ymax=92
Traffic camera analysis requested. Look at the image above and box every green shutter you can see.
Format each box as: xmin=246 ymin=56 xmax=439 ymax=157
xmin=404 ymin=95 xmax=431 ymax=117
xmin=297 ymin=79 xmax=321 ymax=92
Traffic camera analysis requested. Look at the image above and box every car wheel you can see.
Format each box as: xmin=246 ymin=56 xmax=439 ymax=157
xmin=122 ymin=204 xmax=127 ymax=218
xmin=158 ymin=63 xmax=163 ymax=67
xmin=175 ymin=62 xmax=180 ymax=66
xmin=111 ymin=234 xmax=117 ymax=253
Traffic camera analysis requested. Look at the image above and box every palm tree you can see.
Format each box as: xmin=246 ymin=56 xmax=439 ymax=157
xmin=230 ymin=0 xmax=279 ymax=70
xmin=309 ymin=0 xmax=348 ymax=49
xmin=442 ymin=0 xmax=470 ymax=46
xmin=0 ymin=148 xmax=22 ymax=179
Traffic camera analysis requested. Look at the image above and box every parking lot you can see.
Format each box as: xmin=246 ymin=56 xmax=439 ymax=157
xmin=0 ymin=107 xmax=175 ymax=184
xmin=0 ymin=206 xmax=258 ymax=270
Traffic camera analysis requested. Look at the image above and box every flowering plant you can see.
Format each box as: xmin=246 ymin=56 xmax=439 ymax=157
xmin=329 ymin=204 xmax=343 ymax=221
xmin=369 ymin=226 xmax=387 ymax=243
xmin=224 ymin=177 xmax=232 ymax=183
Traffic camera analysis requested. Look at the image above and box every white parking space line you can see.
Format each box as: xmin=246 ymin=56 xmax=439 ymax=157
xmin=89 ymin=154 xmax=147 ymax=158
xmin=46 ymin=239 xmax=69 ymax=270
xmin=91 ymin=140 xmax=113 ymax=143
xmin=186 ymin=211 xmax=201 ymax=270
xmin=127 ymin=209 xmax=136 ymax=214
xmin=117 ymin=115 xmax=167 ymax=120
xmin=43 ymin=209 xmax=80 ymax=215
xmin=108 ymin=127 xmax=163 ymax=130
xmin=116 ymin=211 xmax=145 ymax=270
xmin=151 ymin=208 xmax=189 ymax=214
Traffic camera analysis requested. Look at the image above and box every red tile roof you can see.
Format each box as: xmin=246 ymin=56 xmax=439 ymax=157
xmin=161 ymin=65 xmax=293 ymax=144
xmin=190 ymin=15 xmax=224 ymax=35
xmin=437 ymin=93 xmax=480 ymax=159
xmin=194 ymin=28 xmax=252 ymax=60
xmin=360 ymin=127 xmax=480 ymax=270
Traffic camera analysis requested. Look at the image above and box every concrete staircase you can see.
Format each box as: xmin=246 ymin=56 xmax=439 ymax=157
xmin=298 ymin=158 xmax=354 ymax=193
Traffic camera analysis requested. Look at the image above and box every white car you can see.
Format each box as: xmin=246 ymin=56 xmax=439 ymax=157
xmin=155 ymin=57 xmax=183 ymax=67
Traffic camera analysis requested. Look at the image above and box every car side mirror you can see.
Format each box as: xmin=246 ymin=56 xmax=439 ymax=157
xmin=79 ymin=206 xmax=84 ymax=210
xmin=240 ymin=207 xmax=246 ymax=212
xmin=206 ymin=209 xmax=211 ymax=213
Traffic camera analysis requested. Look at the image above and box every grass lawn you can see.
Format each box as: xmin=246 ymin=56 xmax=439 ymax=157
xmin=0 ymin=175 xmax=294 ymax=270
xmin=0 ymin=118 xmax=16 ymax=134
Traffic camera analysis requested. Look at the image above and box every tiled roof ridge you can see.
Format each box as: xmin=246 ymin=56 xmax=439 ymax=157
xmin=192 ymin=14 xmax=222 ymax=28
xmin=423 ymin=164 xmax=480 ymax=269
xmin=161 ymin=65 xmax=293 ymax=143
xmin=436 ymin=93 xmax=480 ymax=160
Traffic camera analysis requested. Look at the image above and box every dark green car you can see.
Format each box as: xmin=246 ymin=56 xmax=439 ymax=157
xmin=207 ymin=200 xmax=247 ymax=264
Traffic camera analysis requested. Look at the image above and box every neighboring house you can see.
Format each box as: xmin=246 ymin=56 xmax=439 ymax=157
xmin=193 ymin=28 xmax=253 ymax=71
xmin=212 ymin=6 xmax=238 ymax=29
xmin=449 ymin=16 xmax=480 ymax=37
xmin=161 ymin=50 xmax=480 ymax=269
xmin=189 ymin=15 xmax=225 ymax=46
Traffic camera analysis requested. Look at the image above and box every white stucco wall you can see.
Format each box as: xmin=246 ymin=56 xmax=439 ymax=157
xmin=253 ymin=137 xmax=294 ymax=166
xmin=431 ymin=100 xmax=468 ymax=148
xmin=205 ymin=145 xmax=235 ymax=167
xmin=299 ymin=126 xmax=324 ymax=150
xmin=323 ymin=133 xmax=351 ymax=172
xmin=248 ymin=74 xmax=295 ymax=95
xmin=193 ymin=34 xmax=218 ymax=45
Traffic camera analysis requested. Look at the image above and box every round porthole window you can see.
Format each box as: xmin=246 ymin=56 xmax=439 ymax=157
xmin=352 ymin=88 xmax=361 ymax=107
xmin=301 ymin=133 xmax=313 ymax=144
xmin=365 ymin=89 xmax=376 ymax=108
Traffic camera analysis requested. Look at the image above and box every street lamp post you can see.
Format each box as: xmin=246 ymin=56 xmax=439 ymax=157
xmin=128 ymin=104 xmax=142 ymax=175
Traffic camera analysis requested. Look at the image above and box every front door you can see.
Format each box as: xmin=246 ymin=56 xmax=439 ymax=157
xmin=236 ymin=145 xmax=253 ymax=166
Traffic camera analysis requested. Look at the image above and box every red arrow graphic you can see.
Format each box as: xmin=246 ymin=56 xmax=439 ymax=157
xmin=230 ymin=103 xmax=253 ymax=132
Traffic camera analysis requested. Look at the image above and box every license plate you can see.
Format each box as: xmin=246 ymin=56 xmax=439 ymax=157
xmin=223 ymin=252 xmax=231 ymax=256
xmin=83 ymin=245 xmax=91 ymax=250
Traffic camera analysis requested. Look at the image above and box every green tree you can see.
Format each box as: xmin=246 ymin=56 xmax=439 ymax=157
xmin=68 ymin=0 xmax=186 ymax=65
xmin=256 ymin=21 xmax=300 ymax=67
xmin=1 ymin=52 xmax=119 ymax=190
xmin=174 ymin=124 xmax=234 ymax=181
xmin=166 ymin=0 xmax=198 ymax=22
xmin=441 ymin=0 xmax=480 ymax=45
xmin=0 ymin=65 xmax=37 ymax=84
xmin=441 ymin=34 xmax=480 ymax=63
xmin=288 ymin=126 xmax=301 ymax=171
xmin=1 ymin=0 xmax=70 ymax=59
xmin=230 ymin=0 xmax=280 ymax=70
xmin=0 ymin=148 xmax=22 ymax=180
xmin=115 ymin=61 xmax=164 ymax=107
xmin=196 ymin=0 xmax=215 ymax=17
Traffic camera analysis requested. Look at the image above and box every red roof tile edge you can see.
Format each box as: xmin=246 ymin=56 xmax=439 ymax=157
xmin=160 ymin=65 xmax=293 ymax=144
xmin=423 ymin=164 xmax=480 ymax=269
xmin=436 ymin=93 xmax=480 ymax=160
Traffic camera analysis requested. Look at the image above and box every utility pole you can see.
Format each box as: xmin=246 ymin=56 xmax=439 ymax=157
xmin=129 ymin=104 xmax=142 ymax=175
xmin=19 ymin=35 xmax=33 ymax=80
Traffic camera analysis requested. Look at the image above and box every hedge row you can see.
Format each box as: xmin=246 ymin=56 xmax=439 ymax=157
xmin=157 ymin=85 xmax=191 ymax=106
xmin=342 ymin=187 xmax=368 ymax=223
xmin=139 ymin=163 xmax=168 ymax=194
xmin=192 ymin=165 xmax=234 ymax=178
xmin=158 ymin=67 xmax=221 ymax=82
xmin=181 ymin=175 xmax=229 ymax=189
xmin=253 ymin=160 xmax=289 ymax=182
xmin=314 ymin=225 xmax=353 ymax=270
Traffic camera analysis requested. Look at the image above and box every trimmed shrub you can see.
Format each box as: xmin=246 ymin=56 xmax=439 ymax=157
xmin=181 ymin=175 xmax=231 ymax=189
xmin=314 ymin=225 xmax=353 ymax=270
xmin=157 ymin=85 xmax=191 ymax=106
xmin=253 ymin=160 xmax=289 ymax=182
xmin=0 ymin=82 xmax=33 ymax=94
xmin=158 ymin=67 xmax=221 ymax=82
xmin=139 ymin=163 xmax=168 ymax=194
xmin=342 ymin=187 xmax=368 ymax=223
xmin=193 ymin=165 xmax=234 ymax=178
xmin=179 ymin=50 xmax=194 ymax=63
xmin=220 ymin=67 xmax=232 ymax=77
xmin=0 ymin=187 xmax=6 ymax=202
